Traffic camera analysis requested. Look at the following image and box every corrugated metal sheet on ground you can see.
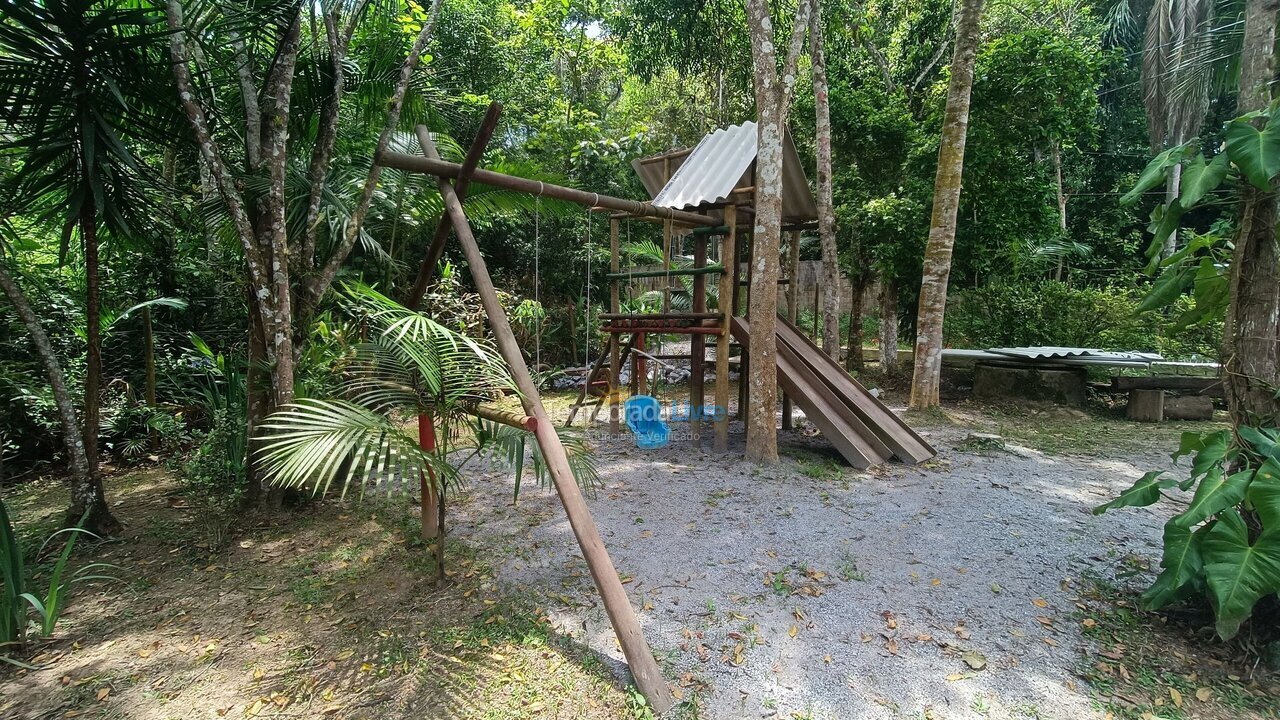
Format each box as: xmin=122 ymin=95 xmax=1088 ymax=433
xmin=987 ymin=347 xmax=1164 ymax=362
xmin=631 ymin=121 xmax=818 ymax=223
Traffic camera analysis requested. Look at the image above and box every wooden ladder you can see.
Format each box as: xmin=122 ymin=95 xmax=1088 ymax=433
xmin=565 ymin=336 xmax=634 ymax=427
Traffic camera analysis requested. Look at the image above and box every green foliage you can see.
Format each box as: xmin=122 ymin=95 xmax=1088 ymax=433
xmin=179 ymin=409 xmax=248 ymax=511
xmin=1095 ymin=429 xmax=1280 ymax=639
xmin=943 ymin=281 xmax=1219 ymax=359
xmin=0 ymin=500 xmax=118 ymax=659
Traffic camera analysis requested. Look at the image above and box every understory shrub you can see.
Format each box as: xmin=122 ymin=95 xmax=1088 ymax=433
xmin=179 ymin=409 xmax=247 ymax=512
xmin=944 ymin=281 xmax=1220 ymax=359
xmin=1094 ymin=428 xmax=1280 ymax=640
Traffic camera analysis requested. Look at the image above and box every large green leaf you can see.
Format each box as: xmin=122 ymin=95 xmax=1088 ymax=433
xmin=1141 ymin=520 xmax=1209 ymax=610
xmin=1247 ymin=461 xmax=1280 ymax=529
xmin=1239 ymin=427 xmax=1280 ymax=462
xmin=1093 ymin=471 xmax=1175 ymax=515
xmin=1173 ymin=468 xmax=1254 ymax=528
xmin=1177 ymin=152 xmax=1230 ymax=208
xmin=1225 ymin=113 xmax=1280 ymax=191
xmin=1201 ymin=510 xmax=1280 ymax=640
xmin=1121 ymin=144 xmax=1187 ymax=206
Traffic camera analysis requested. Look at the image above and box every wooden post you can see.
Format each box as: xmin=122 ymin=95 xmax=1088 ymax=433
xmin=715 ymin=208 xmax=737 ymax=452
xmin=609 ymin=218 xmax=621 ymax=434
xmin=691 ymin=232 xmax=707 ymax=448
xmin=415 ymin=129 xmax=672 ymax=713
xmin=419 ymin=412 xmax=445 ymax=579
xmin=1127 ymin=389 xmax=1165 ymax=423
xmin=405 ymin=102 xmax=503 ymax=310
xmin=738 ymin=230 xmax=752 ymax=420
xmin=782 ymin=230 xmax=799 ymax=430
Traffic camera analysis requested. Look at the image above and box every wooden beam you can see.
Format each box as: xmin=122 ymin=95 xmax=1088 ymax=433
xmin=404 ymin=104 xmax=502 ymax=310
xmin=414 ymin=129 xmax=672 ymax=713
xmin=377 ymin=150 xmax=716 ymax=227
xmin=471 ymin=405 xmax=537 ymax=432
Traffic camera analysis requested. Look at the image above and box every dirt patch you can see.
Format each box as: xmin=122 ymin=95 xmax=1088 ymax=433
xmin=1 ymin=468 xmax=645 ymax=719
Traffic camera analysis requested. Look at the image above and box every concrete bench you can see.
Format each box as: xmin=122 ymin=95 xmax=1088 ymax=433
xmin=1114 ymin=376 xmax=1222 ymax=422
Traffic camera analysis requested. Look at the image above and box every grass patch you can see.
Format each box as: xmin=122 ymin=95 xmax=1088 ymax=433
xmin=1073 ymin=574 xmax=1280 ymax=720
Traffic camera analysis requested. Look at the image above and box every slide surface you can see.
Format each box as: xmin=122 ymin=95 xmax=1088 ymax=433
xmin=731 ymin=316 xmax=936 ymax=468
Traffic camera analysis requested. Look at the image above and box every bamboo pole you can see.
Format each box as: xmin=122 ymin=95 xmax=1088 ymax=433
xmin=377 ymin=151 xmax=716 ymax=227
xmin=714 ymin=207 xmax=737 ymax=452
xmin=413 ymin=129 xmax=672 ymax=712
xmin=405 ymin=104 xmax=503 ymax=310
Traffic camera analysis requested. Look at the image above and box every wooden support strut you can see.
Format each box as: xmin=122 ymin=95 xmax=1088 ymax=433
xmin=376 ymin=150 xmax=717 ymax=227
xmin=714 ymin=207 xmax=737 ymax=452
xmin=409 ymin=128 xmax=672 ymax=713
xmin=405 ymin=102 xmax=503 ymax=310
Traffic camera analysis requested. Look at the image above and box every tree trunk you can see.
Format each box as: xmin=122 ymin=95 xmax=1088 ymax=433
xmin=810 ymin=1 xmax=841 ymax=362
xmin=1052 ymin=140 xmax=1068 ymax=280
xmin=879 ymin=277 xmax=899 ymax=374
xmin=82 ymin=183 xmax=101 ymax=478
xmin=742 ymin=0 xmax=812 ymax=465
xmin=845 ymin=275 xmax=866 ymax=372
xmin=1223 ymin=0 xmax=1280 ymax=429
xmin=1162 ymin=161 xmax=1183 ymax=260
xmin=909 ymin=0 xmax=985 ymax=409
xmin=0 ymin=261 xmax=118 ymax=534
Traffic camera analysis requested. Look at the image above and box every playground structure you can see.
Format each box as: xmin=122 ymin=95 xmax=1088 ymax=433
xmin=375 ymin=103 xmax=935 ymax=712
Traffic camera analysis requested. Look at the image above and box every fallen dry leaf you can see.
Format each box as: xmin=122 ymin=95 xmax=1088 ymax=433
xmin=96 ymin=688 xmax=110 ymax=702
xmin=961 ymin=650 xmax=987 ymax=670
xmin=1195 ymin=687 xmax=1212 ymax=702
xmin=1032 ymin=598 xmax=1049 ymax=608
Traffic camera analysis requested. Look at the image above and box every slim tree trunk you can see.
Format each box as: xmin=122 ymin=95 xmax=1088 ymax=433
xmin=879 ymin=277 xmax=899 ymax=374
xmin=0 ymin=261 xmax=119 ymax=534
xmin=1052 ymin=140 xmax=1068 ymax=280
xmin=1162 ymin=162 xmax=1183 ymax=259
xmin=82 ymin=184 xmax=101 ymax=478
xmin=910 ymin=0 xmax=985 ymax=409
xmin=810 ymin=1 xmax=841 ymax=362
xmin=742 ymin=0 xmax=812 ymax=465
xmin=1223 ymin=0 xmax=1280 ymax=429
xmin=845 ymin=275 xmax=866 ymax=372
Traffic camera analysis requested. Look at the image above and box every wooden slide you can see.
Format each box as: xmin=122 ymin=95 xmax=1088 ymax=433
xmin=731 ymin=316 xmax=936 ymax=469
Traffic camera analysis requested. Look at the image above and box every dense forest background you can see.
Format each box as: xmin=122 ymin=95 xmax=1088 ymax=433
xmin=0 ymin=0 xmax=1237 ymax=482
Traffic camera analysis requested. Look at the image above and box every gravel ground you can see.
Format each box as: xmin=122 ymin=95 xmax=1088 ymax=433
xmin=447 ymin=407 xmax=1178 ymax=720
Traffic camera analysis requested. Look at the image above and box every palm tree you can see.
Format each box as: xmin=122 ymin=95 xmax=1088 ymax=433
xmin=254 ymin=285 xmax=598 ymax=581
xmin=0 ymin=0 xmax=176 ymax=534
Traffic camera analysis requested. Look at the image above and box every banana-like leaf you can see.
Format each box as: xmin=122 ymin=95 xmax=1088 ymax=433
xmin=1142 ymin=519 xmax=1210 ymax=610
xmin=256 ymin=398 xmax=458 ymax=500
xmin=1201 ymin=510 xmax=1280 ymax=640
xmin=1093 ymin=471 xmax=1175 ymax=515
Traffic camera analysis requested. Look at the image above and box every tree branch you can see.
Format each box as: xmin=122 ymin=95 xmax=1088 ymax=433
xmin=299 ymin=8 xmax=352 ymax=273
xmin=163 ymin=0 xmax=267 ymax=295
xmin=228 ymin=29 xmax=261 ymax=169
xmin=307 ymin=0 xmax=444 ymax=306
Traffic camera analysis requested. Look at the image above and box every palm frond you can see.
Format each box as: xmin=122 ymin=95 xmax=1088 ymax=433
xmin=256 ymin=398 xmax=458 ymax=500
xmin=466 ymin=418 xmax=599 ymax=501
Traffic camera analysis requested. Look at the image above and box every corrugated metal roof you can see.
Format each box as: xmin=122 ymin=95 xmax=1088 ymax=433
xmin=987 ymin=347 xmax=1165 ymax=362
xmin=630 ymin=121 xmax=818 ymax=223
